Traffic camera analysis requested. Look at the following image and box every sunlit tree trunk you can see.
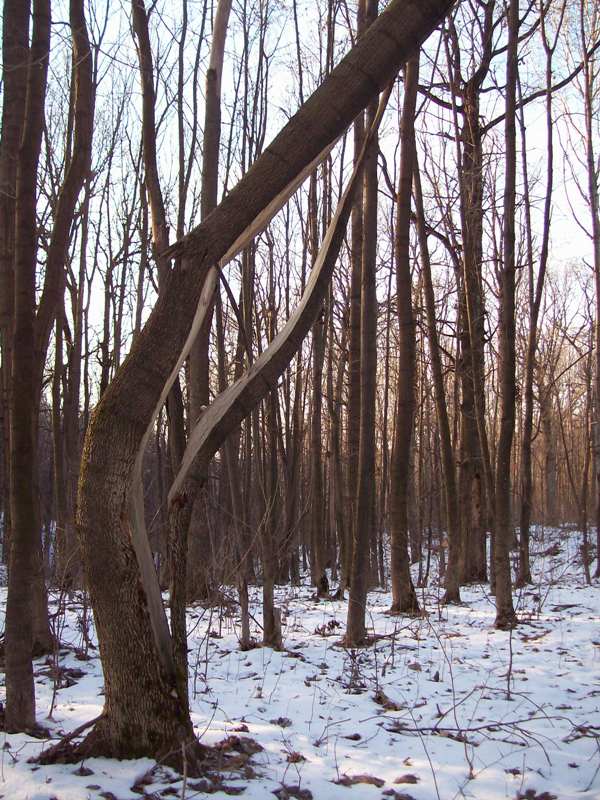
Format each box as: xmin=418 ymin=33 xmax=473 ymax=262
xmin=494 ymin=0 xmax=518 ymax=629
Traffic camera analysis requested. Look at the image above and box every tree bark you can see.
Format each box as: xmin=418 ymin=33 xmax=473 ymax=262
xmin=413 ymin=156 xmax=461 ymax=602
xmin=494 ymin=0 xmax=518 ymax=630
xmin=73 ymin=0 xmax=454 ymax=762
xmin=0 ymin=0 xmax=29 ymax=569
xmin=5 ymin=0 xmax=50 ymax=733
xmin=388 ymin=54 xmax=420 ymax=616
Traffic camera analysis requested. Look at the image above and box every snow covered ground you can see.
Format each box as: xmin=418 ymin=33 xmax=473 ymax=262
xmin=1 ymin=526 xmax=599 ymax=800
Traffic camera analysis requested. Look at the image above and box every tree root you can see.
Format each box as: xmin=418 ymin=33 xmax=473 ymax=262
xmin=33 ymin=715 xmax=266 ymax=780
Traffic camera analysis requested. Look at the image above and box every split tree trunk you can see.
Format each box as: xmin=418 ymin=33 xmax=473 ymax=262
xmin=72 ymin=0 xmax=454 ymax=762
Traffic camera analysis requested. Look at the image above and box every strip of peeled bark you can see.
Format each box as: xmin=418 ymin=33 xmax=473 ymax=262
xmin=169 ymin=87 xmax=391 ymax=508
xmin=76 ymin=0 xmax=454 ymax=764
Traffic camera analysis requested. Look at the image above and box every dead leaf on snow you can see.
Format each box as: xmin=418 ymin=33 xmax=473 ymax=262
xmin=373 ymin=688 xmax=404 ymax=711
xmin=515 ymin=791 xmax=557 ymax=800
xmin=334 ymin=773 xmax=385 ymax=788
xmin=286 ymin=751 xmax=306 ymax=763
xmin=394 ymin=774 xmax=419 ymax=784
xmin=270 ymin=717 xmax=293 ymax=728
xmin=273 ymin=785 xmax=313 ymax=800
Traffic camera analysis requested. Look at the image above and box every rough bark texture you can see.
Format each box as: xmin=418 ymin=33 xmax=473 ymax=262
xmin=413 ymin=158 xmax=461 ymax=603
xmin=388 ymin=55 xmax=420 ymax=617
xmin=494 ymin=0 xmax=518 ymax=630
xmin=75 ymin=0 xmax=454 ymax=761
xmin=0 ymin=0 xmax=29 ymax=569
xmin=345 ymin=0 xmax=381 ymax=646
xmin=5 ymin=0 xmax=50 ymax=733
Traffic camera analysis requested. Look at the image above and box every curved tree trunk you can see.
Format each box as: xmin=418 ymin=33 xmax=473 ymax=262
xmin=71 ymin=0 xmax=454 ymax=763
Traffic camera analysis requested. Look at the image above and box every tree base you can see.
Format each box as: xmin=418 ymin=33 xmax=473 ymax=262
xmin=314 ymin=573 xmax=330 ymax=599
xmin=495 ymin=610 xmax=518 ymax=630
xmin=514 ymin=572 xmax=532 ymax=589
xmin=442 ymin=587 xmax=462 ymax=605
xmin=388 ymin=597 xmax=421 ymax=617
xmin=36 ymin=714 xmax=208 ymax=776
xmin=35 ymin=717 xmax=265 ymax=787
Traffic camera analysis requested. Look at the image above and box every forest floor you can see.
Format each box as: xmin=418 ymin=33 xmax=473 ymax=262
xmin=0 ymin=526 xmax=599 ymax=800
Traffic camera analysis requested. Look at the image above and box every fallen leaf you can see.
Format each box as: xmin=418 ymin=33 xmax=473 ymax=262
xmin=394 ymin=774 xmax=419 ymax=785
xmin=270 ymin=717 xmax=293 ymax=728
xmin=374 ymin=689 xmax=404 ymax=711
xmin=273 ymin=785 xmax=313 ymax=800
xmin=334 ymin=774 xmax=385 ymax=788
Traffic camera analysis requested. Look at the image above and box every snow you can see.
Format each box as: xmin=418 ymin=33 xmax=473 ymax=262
xmin=1 ymin=526 xmax=599 ymax=800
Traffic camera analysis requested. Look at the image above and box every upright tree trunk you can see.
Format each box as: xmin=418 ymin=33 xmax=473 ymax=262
xmin=5 ymin=0 xmax=50 ymax=733
xmin=0 ymin=0 xmax=29 ymax=569
xmin=309 ymin=174 xmax=329 ymax=596
xmin=413 ymin=157 xmax=461 ymax=601
xmin=187 ymin=0 xmax=234 ymax=606
xmin=388 ymin=55 xmax=420 ymax=616
xmin=345 ymin=0 xmax=380 ymax=646
xmin=517 ymin=1 xmax=559 ymax=584
xmin=579 ymin=0 xmax=600 ymax=578
xmin=494 ymin=0 xmax=518 ymax=629
xmin=342 ymin=0 xmax=367 ymax=597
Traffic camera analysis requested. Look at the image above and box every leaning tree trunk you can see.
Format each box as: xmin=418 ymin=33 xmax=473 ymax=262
xmin=68 ymin=0 xmax=454 ymax=764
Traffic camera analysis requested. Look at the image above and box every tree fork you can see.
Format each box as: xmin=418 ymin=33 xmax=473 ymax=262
xmin=74 ymin=0 xmax=455 ymax=764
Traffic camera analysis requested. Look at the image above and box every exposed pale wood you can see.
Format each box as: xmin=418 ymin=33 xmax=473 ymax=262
xmin=168 ymin=87 xmax=391 ymax=507
xmin=76 ymin=0 xmax=455 ymax=762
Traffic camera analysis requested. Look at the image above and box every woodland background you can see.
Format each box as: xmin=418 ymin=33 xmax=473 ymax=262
xmin=0 ymin=0 xmax=599 ymax=782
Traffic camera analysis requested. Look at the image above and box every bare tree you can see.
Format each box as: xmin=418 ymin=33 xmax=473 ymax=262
xmin=388 ymin=55 xmax=421 ymax=616
xmin=45 ymin=0 xmax=454 ymax=766
xmin=5 ymin=0 xmax=50 ymax=733
xmin=494 ymin=0 xmax=518 ymax=630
